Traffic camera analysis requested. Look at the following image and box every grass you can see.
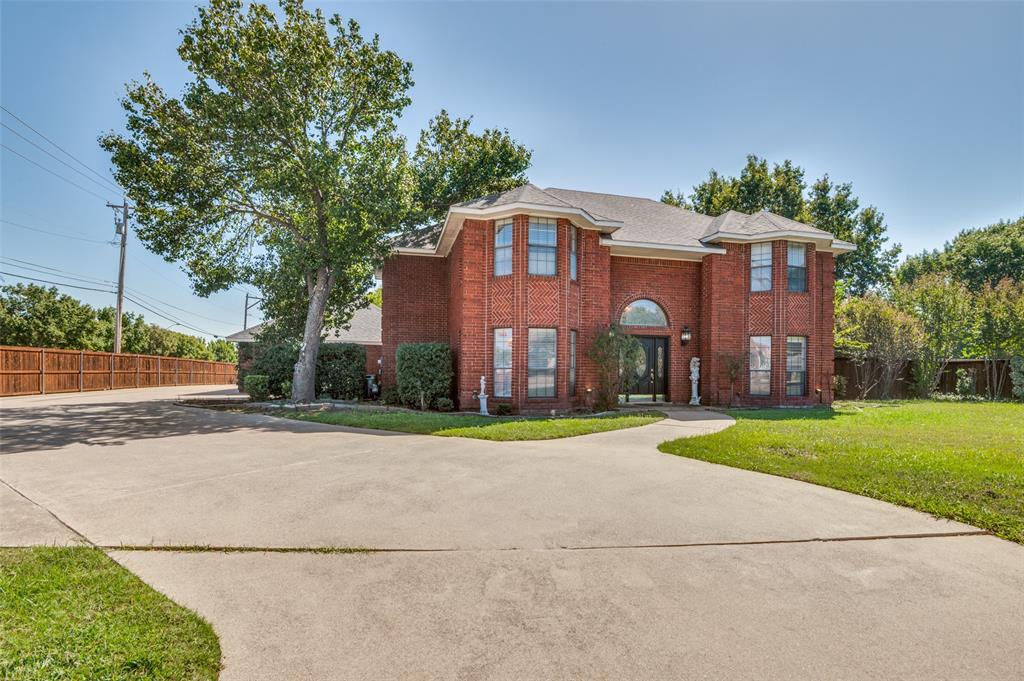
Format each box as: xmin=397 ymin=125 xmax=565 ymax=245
xmin=658 ymin=400 xmax=1024 ymax=544
xmin=0 ymin=547 xmax=220 ymax=680
xmin=287 ymin=409 xmax=665 ymax=441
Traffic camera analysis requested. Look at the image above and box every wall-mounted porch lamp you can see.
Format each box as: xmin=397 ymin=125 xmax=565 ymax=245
xmin=680 ymin=325 xmax=693 ymax=346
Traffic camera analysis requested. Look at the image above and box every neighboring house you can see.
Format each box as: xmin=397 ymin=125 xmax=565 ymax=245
xmin=227 ymin=304 xmax=383 ymax=376
xmin=382 ymin=184 xmax=854 ymax=412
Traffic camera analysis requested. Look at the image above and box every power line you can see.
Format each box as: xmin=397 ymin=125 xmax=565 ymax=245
xmin=0 ymin=105 xmax=119 ymax=191
xmin=122 ymin=293 xmax=221 ymax=337
xmin=0 ymin=218 xmax=113 ymax=244
xmin=1 ymin=255 xmax=236 ymax=331
xmin=2 ymin=122 xmax=122 ymax=194
xmin=0 ymin=271 xmax=114 ymax=294
xmin=1 ymin=143 xmax=113 ymax=202
xmin=0 ymin=259 xmax=115 ymax=287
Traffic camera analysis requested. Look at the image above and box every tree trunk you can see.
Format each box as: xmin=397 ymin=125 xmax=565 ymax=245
xmin=292 ymin=267 xmax=334 ymax=402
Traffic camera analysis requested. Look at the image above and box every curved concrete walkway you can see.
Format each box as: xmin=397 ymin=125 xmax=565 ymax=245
xmin=2 ymin=387 xmax=1022 ymax=680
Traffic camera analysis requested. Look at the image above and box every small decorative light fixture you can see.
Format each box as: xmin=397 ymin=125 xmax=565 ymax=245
xmin=680 ymin=325 xmax=692 ymax=346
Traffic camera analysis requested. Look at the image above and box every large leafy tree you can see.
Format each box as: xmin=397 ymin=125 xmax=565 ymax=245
xmin=101 ymin=0 xmax=529 ymax=401
xmin=663 ymin=155 xmax=901 ymax=294
xmin=895 ymin=216 xmax=1024 ymax=291
xmin=0 ymin=284 xmax=102 ymax=349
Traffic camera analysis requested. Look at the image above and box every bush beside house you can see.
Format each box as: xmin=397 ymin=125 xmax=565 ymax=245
xmin=395 ymin=343 xmax=453 ymax=410
xmin=245 ymin=340 xmax=367 ymax=400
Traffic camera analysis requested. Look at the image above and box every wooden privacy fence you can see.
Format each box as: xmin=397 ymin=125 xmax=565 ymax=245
xmin=834 ymin=357 xmax=1013 ymax=399
xmin=0 ymin=345 xmax=237 ymax=397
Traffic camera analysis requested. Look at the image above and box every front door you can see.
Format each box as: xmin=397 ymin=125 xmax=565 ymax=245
xmin=631 ymin=336 xmax=668 ymax=401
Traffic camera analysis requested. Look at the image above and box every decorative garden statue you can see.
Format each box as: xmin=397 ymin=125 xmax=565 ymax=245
xmin=478 ymin=375 xmax=489 ymax=416
xmin=689 ymin=357 xmax=701 ymax=406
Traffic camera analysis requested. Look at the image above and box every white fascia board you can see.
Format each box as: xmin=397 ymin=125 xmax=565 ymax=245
xmin=450 ymin=203 xmax=623 ymax=231
xmin=393 ymin=247 xmax=445 ymax=257
xmin=601 ymin=238 xmax=727 ymax=261
xmin=430 ymin=204 xmax=624 ymax=257
xmin=701 ymin=230 xmax=857 ymax=255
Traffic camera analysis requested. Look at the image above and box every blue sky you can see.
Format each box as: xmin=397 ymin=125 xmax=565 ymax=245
xmin=2 ymin=1 xmax=1022 ymax=339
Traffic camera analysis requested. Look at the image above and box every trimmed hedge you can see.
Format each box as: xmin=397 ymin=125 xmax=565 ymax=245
xmin=396 ymin=343 xmax=453 ymax=410
xmin=249 ymin=340 xmax=367 ymax=400
xmin=318 ymin=343 xmax=366 ymax=399
xmin=244 ymin=374 xmax=270 ymax=402
xmin=249 ymin=342 xmax=298 ymax=398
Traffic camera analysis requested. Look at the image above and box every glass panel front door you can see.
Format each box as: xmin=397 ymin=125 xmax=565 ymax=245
xmin=628 ymin=336 xmax=668 ymax=401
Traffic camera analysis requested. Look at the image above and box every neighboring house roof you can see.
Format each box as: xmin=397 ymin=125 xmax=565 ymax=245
xmin=392 ymin=183 xmax=855 ymax=258
xmin=225 ymin=304 xmax=382 ymax=345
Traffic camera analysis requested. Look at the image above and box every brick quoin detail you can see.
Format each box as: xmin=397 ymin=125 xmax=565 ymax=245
xmin=382 ymin=216 xmax=837 ymax=411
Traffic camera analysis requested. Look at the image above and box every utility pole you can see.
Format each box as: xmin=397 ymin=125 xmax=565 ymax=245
xmin=243 ymin=291 xmax=262 ymax=330
xmin=107 ymin=200 xmax=129 ymax=353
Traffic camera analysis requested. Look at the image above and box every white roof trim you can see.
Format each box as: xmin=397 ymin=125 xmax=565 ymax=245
xmin=450 ymin=202 xmax=624 ymax=230
xmin=394 ymin=247 xmax=445 ymax=257
xmin=702 ymin=230 xmax=856 ymax=255
xmin=601 ymin=238 xmax=727 ymax=261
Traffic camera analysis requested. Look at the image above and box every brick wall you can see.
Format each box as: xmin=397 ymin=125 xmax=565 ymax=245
xmin=383 ymin=222 xmax=837 ymax=410
xmin=609 ymin=257 xmax=701 ymax=403
xmin=380 ymin=253 xmax=448 ymax=386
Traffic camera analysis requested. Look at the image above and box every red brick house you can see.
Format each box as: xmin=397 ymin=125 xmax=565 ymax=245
xmin=382 ymin=184 xmax=854 ymax=411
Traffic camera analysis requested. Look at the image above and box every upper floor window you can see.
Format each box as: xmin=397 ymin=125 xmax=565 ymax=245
xmin=494 ymin=219 xmax=512 ymax=277
xmin=751 ymin=242 xmax=772 ymax=292
xmin=528 ymin=218 xmax=557 ymax=276
xmin=570 ymin=227 xmax=578 ymax=281
xmin=620 ymin=299 xmax=668 ymax=327
xmin=787 ymin=242 xmax=807 ymax=292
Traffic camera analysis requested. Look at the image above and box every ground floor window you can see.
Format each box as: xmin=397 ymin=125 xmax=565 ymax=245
xmin=749 ymin=336 xmax=771 ymax=396
xmin=569 ymin=330 xmax=577 ymax=396
xmin=493 ymin=328 xmax=512 ymax=397
xmin=528 ymin=328 xmax=557 ymax=398
xmin=786 ymin=336 xmax=807 ymax=396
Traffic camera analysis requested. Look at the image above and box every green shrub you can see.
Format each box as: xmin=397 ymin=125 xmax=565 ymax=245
xmin=396 ymin=343 xmax=453 ymax=410
xmin=317 ymin=343 xmax=366 ymax=399
xmin=280 ymin=379 xmax=292 ymax=399
xmin=380 ymin=384 xmax=401 ymax=406
xmin=250 ymin=341 xmax=298 ymax=398
xmin=832 ymin=374 xmax=847 ymax=399
xmin=244 ymin=374 xmax=270 ymax=402
xmin=955 ymin=368 xmax=976 ymax=396
xmin=1011 ymin=356 xmax=1024 ymax=400
xmin=493 ymin=403 xmax=513 ymax=416
xmin=435 ymin=397 xmax=454 ymax=412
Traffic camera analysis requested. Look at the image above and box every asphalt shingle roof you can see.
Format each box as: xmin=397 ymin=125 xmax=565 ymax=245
xmin=391 ymin=184 xmax=834 ymax=250
xmin=226 ymin=304 xmax=382 ymax=345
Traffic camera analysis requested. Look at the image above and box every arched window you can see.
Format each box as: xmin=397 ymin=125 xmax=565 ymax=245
xmin=620 ymin=299 xmax=668 ymax=327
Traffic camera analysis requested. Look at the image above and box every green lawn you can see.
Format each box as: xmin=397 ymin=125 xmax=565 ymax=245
xmin=288 ymin=409 xmax=665 ymax=441
xmin=658 ymin=401 xmax=1024 ymax=543
xmin=0 ymin=547 xmax=220 ymax=680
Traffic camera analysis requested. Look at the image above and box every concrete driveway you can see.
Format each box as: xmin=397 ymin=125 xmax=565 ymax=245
xmin=2 ymin=386 xmax=1022 ymax=680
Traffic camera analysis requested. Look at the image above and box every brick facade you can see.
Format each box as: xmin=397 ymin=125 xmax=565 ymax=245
xmin=383 ymin=214 xmax=836 ymax=412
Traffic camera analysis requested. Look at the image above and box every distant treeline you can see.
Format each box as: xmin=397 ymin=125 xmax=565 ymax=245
xmin=0 ymin=283 xmax=237 ymax=362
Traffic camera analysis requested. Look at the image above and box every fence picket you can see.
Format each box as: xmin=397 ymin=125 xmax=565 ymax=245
xmin=0 ymin=345 xmax=237 ymax=397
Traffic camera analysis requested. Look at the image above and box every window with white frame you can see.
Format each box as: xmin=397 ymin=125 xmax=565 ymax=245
xmin=570 ymin=227 xmax=578 ymax=280
xmin=569 ymin=330 xmax=577 ymax=396
xmin=494 ymin=220 xmax=512 ymax=277
xmin=751 ymin=242 xmax=772 ymax=292
xmin=749 ymin=336 xmax=771 ymax=396
xmin=528 ymin=218 xmax=557 ymax=276
xmin=786 ymin=336 xmax=807 ymax=396
xmin=493 ymin=328 xmax=512 ymax=397
xmin=787 ymin=242 xmax=807 ymax=292
xmin=528 ymin=328 xmax=557 ymax=397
